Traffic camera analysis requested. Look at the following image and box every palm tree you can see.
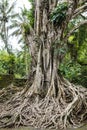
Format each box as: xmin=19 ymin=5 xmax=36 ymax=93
xmin=9 ymin=7 xmax=31 ymax=44
xmin=9 ymin=7 xmax=31 ymax=76
xmin=0 ymin=0 xmax=18 ymax=53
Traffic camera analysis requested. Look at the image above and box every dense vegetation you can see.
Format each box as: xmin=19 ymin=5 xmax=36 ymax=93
xmin=0 ymin=50 xmax=30 ymax=78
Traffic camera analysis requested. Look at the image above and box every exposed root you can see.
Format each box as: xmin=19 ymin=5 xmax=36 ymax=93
xmin=0 ymin=79 xmax=87 ymax=129
xmin=0 ymin=84 xmax=22 ymax=103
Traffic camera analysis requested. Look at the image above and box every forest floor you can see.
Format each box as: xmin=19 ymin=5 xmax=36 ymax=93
xmin=0 ymin=82 xmax=87 ymax=129
xmin=0 ymin=84 xmax=22 ymax=103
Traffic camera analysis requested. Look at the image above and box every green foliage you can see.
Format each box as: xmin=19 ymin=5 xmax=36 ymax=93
xmin=59 ymin=56 xmax=87 ymax=88
xmin=0 ymin=50 xmax=31 ymax=78
xmin=23 ymin=23 xmax=30 ymax=35
xmin=78 ymin=67 xmax=87 ymax=87
xmin=14 ymin=49 xmax=31 ymax=78
xmin=68 ymin=35 xmax=74 ymax=43
xmin=20 ymin=5 xmax=34 ymax=33
xmin=0 ymin=51 xmax=15 ymax=74
xmin=78 ymin=25 xmax=87 ymax=45
xmin=14 ymin=53 xmax=26 ymax=78
xmin=60 ymin=59 xmax=81 ymax=81
xmin=10 ymin=6 xmax=33 ymax=44
xmin=23 ymin=2 xmax=34 ymax=28
xmin=68 ymin=24 xmax=87 ymax=63
xmin=77 ymin=25 xmax=87 ymax=64
xmin=50 ymin=2 xmax=68 ymax=27
xmin=78 ymin=42 xmax=87 ymax=64
xmin=63 ymin=22 xmax=87 ymax=87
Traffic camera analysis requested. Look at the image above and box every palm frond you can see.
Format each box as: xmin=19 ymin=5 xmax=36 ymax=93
xmin=7 ymin=23 xmax=19 ymax=30
xmin=4 ymin=0 xmax=9 ymax=8
xmin=11 ymin=19 xmax=21 ymax=25
xmin=8 ymin=13 xmax=19 ymax=19
xmin=0 ymin=5 xmax=4 ymax=13
xmin=0 ymin=4 xmax=2 ymax=10
xmin=17 ymin=15 xmax=25 ymax=22
xmin=18 ymin=37 xmax=23 ymax=44
xmin=0 ymin=16 xmax=3 ymax=21
xmin=6 ymin=1 xmax=16 ymax=14
xmin=0 ymin=33 xmax=5 ymax=43
xmin=11 ymin=29 xmax=21 ymax=36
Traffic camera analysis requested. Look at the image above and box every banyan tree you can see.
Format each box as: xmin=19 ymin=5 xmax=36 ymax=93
xmin=0 ymin=0 xmax=87 ymax=129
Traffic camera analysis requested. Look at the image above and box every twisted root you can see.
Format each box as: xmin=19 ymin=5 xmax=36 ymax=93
xmin=0 ymin=80 xmax=87 ymax=129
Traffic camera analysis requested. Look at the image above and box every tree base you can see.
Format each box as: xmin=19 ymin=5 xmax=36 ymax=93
xmin=0 ymin=80 xmax=87 ymax=129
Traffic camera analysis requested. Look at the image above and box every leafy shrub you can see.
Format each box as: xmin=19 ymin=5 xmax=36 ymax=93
xmin=50 ymin=2 xmax=68 ymax=27
xmin=60 ymin=60 xmax=87 ymax=88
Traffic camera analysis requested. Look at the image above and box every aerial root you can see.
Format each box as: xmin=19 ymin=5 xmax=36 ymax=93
xmin=0 ymin=81 xmax=87 ymax=129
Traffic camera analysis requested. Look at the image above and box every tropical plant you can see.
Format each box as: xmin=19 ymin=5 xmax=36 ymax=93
xmin=15 ymin=48 xmax=31 ymax=78
xmin=50 ymin=2 xmax=68 ymax=27
xmin=0 ymin=49 xmax=31 ymax=78
xmin=0 ymin=50 xmax=15 ymax=74
xmin=0 ymin=0 xmax=18 ymax=53
xmin=9 ymin=6 xmax=32 ymax=45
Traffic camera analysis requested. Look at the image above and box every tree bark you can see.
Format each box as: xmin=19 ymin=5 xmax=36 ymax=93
xmin=27 ymin=0 xmax=78 ymax=97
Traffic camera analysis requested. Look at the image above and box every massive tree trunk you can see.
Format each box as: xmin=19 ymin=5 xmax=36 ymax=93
xmin=0 ymin=0 xmax=87 ymax=129
xmin=27 ymin=0 xmax=69 ymax=97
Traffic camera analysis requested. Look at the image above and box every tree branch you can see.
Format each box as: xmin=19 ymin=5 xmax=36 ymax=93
xmin=72 ymin=3 xmax=87 ymax=18
xmin=64 ymin=20 xmax=87 ymax=40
